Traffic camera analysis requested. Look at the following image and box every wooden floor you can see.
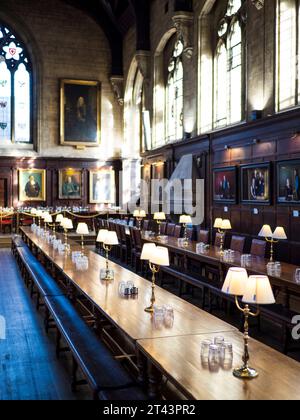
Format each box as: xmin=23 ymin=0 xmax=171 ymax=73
xmin=0 ymin=249 xmax=89 ymax=400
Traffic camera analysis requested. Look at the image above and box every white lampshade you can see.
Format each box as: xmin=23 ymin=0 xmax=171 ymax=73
xmin=221 ymin=219 xmax=232 ymax=230
xmin=56 ymin=214 xmax=64 ymax=223
xmin=273 ymin=227 xmax=287 ymax=240
xmin=150 ymin=246 xmax=170 ymax=267
xmin=64 ymin=219 xmax=73 ymax=230
xmin=222 ymin=267 xmax=249 ymax=297
xmin=97 ymin=229 xmax=109 ymax=243
xmin=133 ymin=210 xmax=140 ymax=217
xmin=104 ymin=231 xmax=119 ymax=246
xmin=36 ymin=210 xmax=43 ymax=217
xmin=180 ymin=215 xmax=192 ymax=225
xmin=242 ymin=275 xmax=275 ymax=305
xmin=154 ymin=212 xmax=166 ymax=221
xmin=141 ymin=243 xmax=156 ymax=261
xmin=60 ymin=217 xmax=69 ymax=228
xmin=139 ymin=210 xmax=146 ymax=218
xmin=76 ymin=223 xmax=89 ymax=235
xmin=44 ymin=214 xmax=53 ymax=224
xmin=214 ymin=218 xmax=223 ymax=229
xmin=259 ymin=225 xmax=273 ymax=238
xmin=31 ymin=208 xmax=37 ymax=215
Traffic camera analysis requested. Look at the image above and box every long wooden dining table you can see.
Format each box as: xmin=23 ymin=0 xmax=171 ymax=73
xmin=20 ymin=227 xmax=300 ymax=400
xmin=141 ymin=233 xmax=300 ymax=299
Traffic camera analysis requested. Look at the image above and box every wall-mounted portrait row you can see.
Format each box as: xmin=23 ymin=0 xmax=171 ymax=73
xmin=18 ymin=169 xmax=116 ymax=204
xmin=213 ymin=160 xmax=300 ymax=205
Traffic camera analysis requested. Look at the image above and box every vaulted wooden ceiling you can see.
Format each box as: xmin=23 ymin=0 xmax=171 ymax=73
xmin=61 ymin=0 xmax=193 ymax=75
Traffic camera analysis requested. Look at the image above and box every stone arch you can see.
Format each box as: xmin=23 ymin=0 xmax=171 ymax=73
xmin=0 ymin=9 xmax=43 ymax=152
xmin=153 ymin=28 xmax=177 ymax=148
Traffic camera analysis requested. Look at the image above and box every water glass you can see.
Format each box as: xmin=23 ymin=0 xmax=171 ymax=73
xmin=153 ymin=306 xmax=165 ymax=329
xmin=201 ymin=340 xmax=212 ymax=360
xmin=267 ymin=262 xmax=276 ymax=276
xmin=219 ymin=342 xmax=233 ymax=369
xmin=214 ymin=336 xmax=225 ymax=347
xmin=118 ymin=281 xmax=126 ymax=296
xmin=295 ymin=269 xmax=300 ymax=284
xmin=58 ymin=243 xmax=65 ymax=255
xmin=241 ymin=254 xmax=252 ymax=268
xmin=163 ymin=305 xmax=174 ymax=328
xmin=274 ymin=262 xmax=282 ymax=277
xmin=208 ymin=345 xmax=220 ymax=372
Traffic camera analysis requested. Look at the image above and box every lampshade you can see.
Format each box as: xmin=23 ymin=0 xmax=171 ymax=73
xmin=214 ymin=218 xmax=223 ymax=229
xmin=273 ymin=227 xmax=287 ymax=240
xmin=60 ymin=217 xmax=69 ymax=228
xmin=104 ymin=231 xmax=119 ymax=246
xmin=222 ymin=267 xmax=249 ymax=297
xmin=76 ymin=223 xmax=89 ymax=235
xmin=139 ymin=210 xmax=146 ymax=218
xmin=154 ymin=212 xmax=166 ymax=221
xmin=242 ymin=275 xmax=275 ymax=305
xmin=259 ymin=225 xmax=273 ymax=238
xmin=133 ymin=210 xmax=140 ymax=218
xmin=150 ymin=246 xmax=170 ymax=266
xmin=42 ymin=212 xmax=50 ymax=220
xmin=64 ymin=219 xmax=73 ymax=230
xmin=141 ymin=243 xmax=156 ymax=261
xmin=36 ymin=210 xmax=43 ymax=217
xmin=31 ymin=208 xmax=37 ymax=215
xmin=221 ymin=219 xmax=232 ymax=230
xmin=44 ymin=214 xmax=53 ymax=224
xmin=179 ymin=215 xmax=192 ymax=225
xmin=96 ymin=229 xmax=109 ymax=243
xmin=56 ymin=214 xmax=63 ymax=223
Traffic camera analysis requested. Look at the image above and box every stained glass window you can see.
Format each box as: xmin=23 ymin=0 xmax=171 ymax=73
xmin=0 ymin=23 xmax=32 ymax=143
xmin=214 ymin=0 xmax=244 ymax=128
xmin=166 ymin=39 xmax=184 ymax=143
xmin=276 ymin=0 xmax=298 ymax=111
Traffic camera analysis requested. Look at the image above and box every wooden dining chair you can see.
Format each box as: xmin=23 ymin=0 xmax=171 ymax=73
xmin=166 ymin=223 xmax=175 ymax=236
xmin=173 ymin=225 xmax=182 ymax=238
xmin=250 ymin=239 xmax=266 ymax=258
xmin=159 ymin=222 xmax=167 ymax=235
xmin=197 ymin=229 xmax=209 ymax=244
xmin=142 ymin=220 xmax=150 ymax=231
xmin=230 ymin=236 xmax=246 ymax=253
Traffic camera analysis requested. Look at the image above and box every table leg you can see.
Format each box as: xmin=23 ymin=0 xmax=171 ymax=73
xmin=148 ymin=362 xmax=163 ymax=400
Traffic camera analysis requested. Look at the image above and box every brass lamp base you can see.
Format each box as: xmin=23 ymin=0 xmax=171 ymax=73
xmin=144 ymin=306 xmax=154 ymax=314
xmin=233 ymin=366 xmax=258 ymax=380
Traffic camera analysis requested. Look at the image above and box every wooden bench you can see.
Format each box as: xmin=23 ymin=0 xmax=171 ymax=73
xmin=45 ymin=295 xmax=147 ymax=400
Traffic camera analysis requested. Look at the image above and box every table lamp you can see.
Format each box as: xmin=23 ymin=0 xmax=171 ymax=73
xmin=259 ymin=225 xmax=287 ymax=262
xmin=44 ymin=214 xmax=53 ymax=231
xmin=134 ymin=210 xmax=147 ymax=230
xmin=61 ymin=218 xmax=73 ymax=246
xmin=101 ymin=231 xmax=119 ymax=281
xmin=179 ymin=215 xmax=192 ymax=247
xmin=154 ymin=212 xmax=166 ymax=237
xmin=141 ymin=244 xmax=169 ymax=313
xmin=31 ymin=208 xmax=37 ymax=224
xmin=222 ymin=268 xmax=275 ymax=379
xmin=214 ymin=218 xmax=232 ymax=256
xmin=36 ymin=210 xmax=43 ymax=228
xmin=76 ymin=223 xmax=89 ymax=254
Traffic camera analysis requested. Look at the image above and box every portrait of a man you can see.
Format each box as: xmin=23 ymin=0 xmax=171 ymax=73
xmin=278 ymin=160 xmax=300 ymax=204
xmin=60 ymin=79 xmax=101 ymax=147
xmin=213 ymin=167 xmax=237 ymax=203
xmin=89 ymin=170 xmax=115 ymax=204
xmin=19 ymin=169 xmax=46 ymax=202
xmin=241 ymin=163 xmax=271 ymax=204
xmin=59 ymin=170 xmax=82 ymax=200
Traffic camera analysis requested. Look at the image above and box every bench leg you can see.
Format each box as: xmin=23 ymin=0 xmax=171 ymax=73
xmin=71 ymin=356 xmax=79 ymax=392
xmin=56 ymin=330 xmax=62 ymax=359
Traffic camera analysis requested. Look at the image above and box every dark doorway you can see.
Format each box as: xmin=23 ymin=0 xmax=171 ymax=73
xmin=0 ymin=179 xmax=8 ymax=208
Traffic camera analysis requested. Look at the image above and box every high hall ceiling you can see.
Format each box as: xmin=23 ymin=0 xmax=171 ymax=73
xmin=61 ymin=0 xmax=193 ymax=75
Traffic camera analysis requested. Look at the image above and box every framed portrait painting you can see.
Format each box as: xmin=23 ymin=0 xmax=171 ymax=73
xmin=89 ymin=169 xmax=116 ymax=204
xmin=213 ymin=167 xmax=237 ymax=203
xmin=58 ymin=169 xmax=82 ymax=200
xmin=241 ymin=163 xmax=271 ymax=205
xmin=60 ymin=79 xmax=101 ymax=147
xmin=19 ymin=169 xmax=46 ymax=202
xmin=277 ymin=160 xmax=300 ymax=204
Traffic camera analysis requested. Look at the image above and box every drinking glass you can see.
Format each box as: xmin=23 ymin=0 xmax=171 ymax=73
xmin=214 ymin=336 xmax=225 ymax=347
xmin=295 ymin=269 xmax=300 ymax=284
xmin=200 ymin=340 xmax=212 ymax=360
xmin=274 ymin=262 xmax=282 ymax=277
xmin=208 ymin=345 xmax=220 ymax=372
xmin=267 ymin=262 xmax=276 ymax=276
xmin=219 ymin=342 xmax=233 ymax=370
xmin=153 ymin=307 xmax=164 ymax=329
xmin=163 ymin=305 xmax=174 ymax=328
xmin=119 ymin=282 xmax=126 ymax=296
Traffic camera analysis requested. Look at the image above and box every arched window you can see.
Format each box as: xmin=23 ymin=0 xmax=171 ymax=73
xmin=166 ymin=39 xmax=184 ymax=143
xmin=276 ymin=0 xmax=298 ymax=111
xmin=0 ymin=23 xmax=32 ymax=143
xmin=214 ymin=0 xmax=244 ymax=128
